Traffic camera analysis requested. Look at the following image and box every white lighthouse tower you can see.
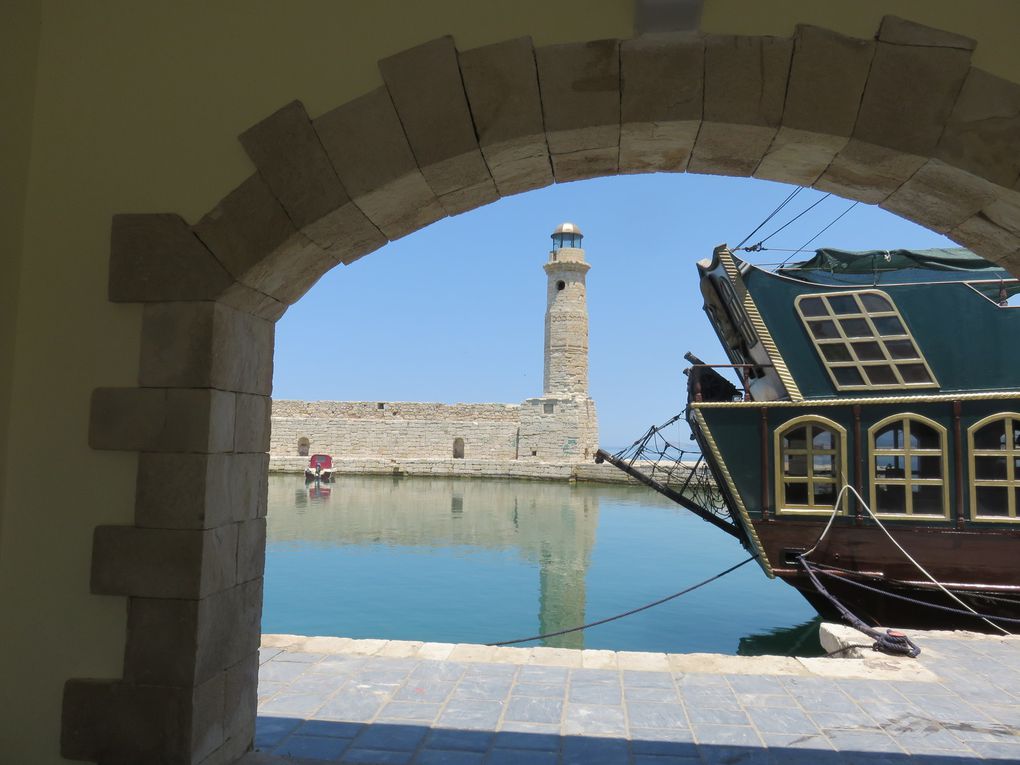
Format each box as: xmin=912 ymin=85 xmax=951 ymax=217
xmin=519 ymin=223 xmax=599 ymax=462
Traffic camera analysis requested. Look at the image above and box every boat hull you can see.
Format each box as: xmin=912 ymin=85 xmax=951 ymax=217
xmin=754 ymin=519 xmax=1020 ymax=632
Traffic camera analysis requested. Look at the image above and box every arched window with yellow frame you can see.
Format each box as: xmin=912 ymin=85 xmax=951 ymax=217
xmin=968 ymin=413 xmax=1020 ymax=521
xmin=868 ymin=414 xmax=949 ymax=519
xmin=774 ymin=416 xmax=848 ymax=514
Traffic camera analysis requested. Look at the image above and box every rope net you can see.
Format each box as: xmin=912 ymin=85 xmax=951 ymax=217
xmin=612 ymin=412 xmax=732 ymax=528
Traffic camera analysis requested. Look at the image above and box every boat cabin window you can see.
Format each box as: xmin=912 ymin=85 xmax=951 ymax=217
xmin=968 ymin=413 xmax=1020 ymax=521
xmin=869 ymin=415 xmax=948 ymax=519
xmin=774 ymin=417 xmax=847 ymax=515
xmin=794 ymin=290 xmax=938 ymax=392
xmin=297 ymin=437 xmax=310 ymax=456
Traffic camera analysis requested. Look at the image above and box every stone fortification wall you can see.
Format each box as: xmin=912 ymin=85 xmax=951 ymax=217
xmin=270 ymin=456 xmax=669 ymax=485
xmin=272 ymin=400 xmax=520 ymax=421
xmin=518 ymin=396 xmax=598 ymax=461
xmin=271 ymin=400 xmax=522 ymax=461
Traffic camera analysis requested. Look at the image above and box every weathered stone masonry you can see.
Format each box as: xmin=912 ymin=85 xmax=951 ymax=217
xmin=270 ymin=224 xmax=600 ymax=471
xmin=271 ymin=401 xmax=521 ymax=461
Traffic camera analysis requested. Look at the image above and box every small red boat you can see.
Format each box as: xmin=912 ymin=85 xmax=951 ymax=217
xmin=304 ymin=454 xmax=336 ymax=483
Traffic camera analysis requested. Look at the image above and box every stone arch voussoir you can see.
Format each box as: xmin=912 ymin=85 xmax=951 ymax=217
xmin=73 ymin=13 xmax=1020 ymax=765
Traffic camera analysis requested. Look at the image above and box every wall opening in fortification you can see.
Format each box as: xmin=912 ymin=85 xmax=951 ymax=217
xmin=453 ymin=437 xmax=465 ymax=458
xmin=297 ymin=437 xmax=309 ymax=456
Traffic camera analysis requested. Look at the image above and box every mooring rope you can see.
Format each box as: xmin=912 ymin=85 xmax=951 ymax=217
xmin=807 ymin=566 xmax=1020 ymax=627
xmin=798 ymin=484 xmax=1015 ymax=656
xmin=798 ymin=555 xmax=921 ymax=658
xmin=486 ymin=555 xmax=758 ymax=646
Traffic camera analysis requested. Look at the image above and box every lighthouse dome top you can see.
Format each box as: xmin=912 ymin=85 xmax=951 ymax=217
xmin=551 ymin=222 xmax=583 ymax=250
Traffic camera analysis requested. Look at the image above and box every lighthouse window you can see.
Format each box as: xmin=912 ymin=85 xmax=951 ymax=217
xmin=774 ymin=416 xmax=848 ymax=515
xmin=869 ymin=415 xmax=948 ymax=519
xmin=795 ymin=289 xmax=938 ymax=391
xmin=969 ymin=414 xmax=1020 ymax=521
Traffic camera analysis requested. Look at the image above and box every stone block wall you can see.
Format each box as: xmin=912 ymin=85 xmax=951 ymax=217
xmin=271 ymin=400 xmax=522 ymax=460
xmin=518 ymin=396 xmax=599 ymax=461
xmin=270 ymin=397 xmax=599 ymax=465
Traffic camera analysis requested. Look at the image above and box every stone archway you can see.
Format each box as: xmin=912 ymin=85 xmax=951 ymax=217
xmin=66 ymin=15 xmax=1020 ymax=765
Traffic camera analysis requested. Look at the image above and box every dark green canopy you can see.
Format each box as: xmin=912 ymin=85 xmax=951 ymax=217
xmin=792 ymin=247 xmax=1000 ymax=273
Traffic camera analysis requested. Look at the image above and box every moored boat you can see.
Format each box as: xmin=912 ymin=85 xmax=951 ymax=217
xmin=600 ymin=245 xmax=1020 ymax=631
xmin=304 ymin=453 xmax=336 ymax=483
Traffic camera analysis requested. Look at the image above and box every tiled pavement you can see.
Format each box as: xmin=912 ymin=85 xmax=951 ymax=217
xmin=254 ymin=632 xmax=1020 ymax=764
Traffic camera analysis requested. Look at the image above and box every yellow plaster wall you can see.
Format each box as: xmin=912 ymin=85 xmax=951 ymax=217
xmin=0 ymin=0 xmax=41 ymax=562
xmin=1 ymin=1 xmax=1017 ymax=761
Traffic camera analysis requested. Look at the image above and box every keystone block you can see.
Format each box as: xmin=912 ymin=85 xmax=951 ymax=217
xmin=379 ymin=37 xmax=498 ymax=215
xmin=315 ymin=87 xmax=445 ymax=240
xmin=619 ymin=33 xmax=703 ymax=174
xmin=239 ymin=100 xmax=385 ymax=261
xmin=756 ymin=25 xmax=874 ymax=186
xmin=536 ymin=39 xmax=621 ymax=182
xmin=690 ymin=35 xmax=792 ymax=177
xmin=459 ymin=37 xmax=554 ymax=196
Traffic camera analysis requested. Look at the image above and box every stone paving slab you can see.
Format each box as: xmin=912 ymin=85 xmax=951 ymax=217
xmin=255 ymin=629 xmax=1020 ymax=763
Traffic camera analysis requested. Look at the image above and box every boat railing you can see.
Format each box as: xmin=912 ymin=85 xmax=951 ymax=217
xmin=686 ymin=362 xmax=772 ymax=403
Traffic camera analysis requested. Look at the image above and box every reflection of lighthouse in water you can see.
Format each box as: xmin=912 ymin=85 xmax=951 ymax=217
xmin=267 ymin=475 xmax=598 ymax=648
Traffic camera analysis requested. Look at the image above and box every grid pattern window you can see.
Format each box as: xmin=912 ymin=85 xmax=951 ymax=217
xmin=968 ymin=414 xmax=1020 ymax=522
xmin=794 ymin=290 xmax=937 ymax=391
xmin=774 ymin=417 xmax=847 ymax=514
xmin=869 ymin=415 xmax=949 ymax=519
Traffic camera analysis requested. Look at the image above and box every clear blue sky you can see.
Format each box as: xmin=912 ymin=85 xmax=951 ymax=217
xmin=274 ymin=173 xmax=954 ymax=447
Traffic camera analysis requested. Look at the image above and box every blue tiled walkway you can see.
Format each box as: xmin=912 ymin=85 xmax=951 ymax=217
xmin=254 ymin=632 xmax=1020 ymax=764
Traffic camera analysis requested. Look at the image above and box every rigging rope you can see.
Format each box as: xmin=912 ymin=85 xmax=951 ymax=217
xmin=798 ymin=554 xmax=921 ymax=657
xmin=808 ymin=566 xmax=1020 ymax=627
xmin=737 ymin=193 xmax=832 ymax=252
xmin=486 ymin=555 xmax=758 ymax=646
xmin=735 ymin=187 xmax=803 ymax=250
xmin=808 ymin=485 xmax=1012 ymax=636
xmin=778 ymin=201 xmax=860 ymax=267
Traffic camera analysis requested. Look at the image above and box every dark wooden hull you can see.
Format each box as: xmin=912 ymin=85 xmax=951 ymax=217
xmin=753 ymin=519 xmax=1020 ymax=632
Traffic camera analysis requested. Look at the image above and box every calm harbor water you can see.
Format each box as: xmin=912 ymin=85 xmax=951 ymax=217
xmin=263 ymin=474 xmax=823 ymax=655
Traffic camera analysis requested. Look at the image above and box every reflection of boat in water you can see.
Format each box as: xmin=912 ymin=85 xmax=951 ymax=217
xmin=308 ymin=485 xmax=332 ymax=500
xmin=600 ymin=245 xmax=1020 ymax=631
xmin=304 ymin=454 xmax=337 ymax=483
